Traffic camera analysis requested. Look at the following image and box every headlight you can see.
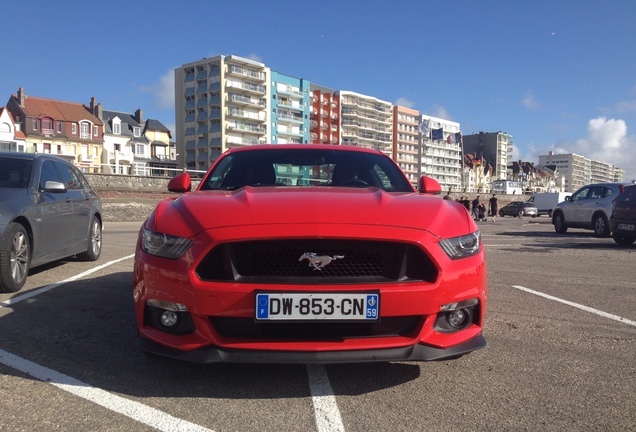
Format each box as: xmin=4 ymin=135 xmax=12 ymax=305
xmin=141 ymin=227 xmax=193 ymax=259
xmin=438 ymin=231 xmax=481 ymax=260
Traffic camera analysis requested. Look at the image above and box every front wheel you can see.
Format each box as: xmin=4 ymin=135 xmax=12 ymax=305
xmin=77 ymin=216 xmax=102 ymax=261
xmin=0 ymin=222 xmax=30 ymax=293
xmin=593 ymin=215 xmax=610 ymax=238
xmin=553 ymin=213 xmax=568 ymax=234
xmin=499 ymin=210 xmax=504 ymax=217
xmin=612 ymin=232 xmax=636 ymax=246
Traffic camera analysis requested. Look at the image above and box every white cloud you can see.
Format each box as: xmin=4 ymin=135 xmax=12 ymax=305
xmin=425 ymin=104 xmax=453 ymax=121
xmin=138 ymin=68 xmax=175 ymax=110
xmin=394 ymin=97 xmax=414 ymax=108
xmin=522 ymin=91 xmax=539 ymax=110
xmin=246 ymin=53 xmax=263 ymax=63
xmin=615 ymin=100 xmax=636 ymax=114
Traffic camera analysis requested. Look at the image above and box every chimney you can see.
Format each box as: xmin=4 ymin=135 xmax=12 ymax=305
xmin=96 ymin=103 xmax=103 ymax=120
xmin=135 ymin=108 xmax=143 ymax=123
xmin=90 ymin=97 xmax=96 ymax=114
xmin=17 ymin=87 xmax=25 ymax=107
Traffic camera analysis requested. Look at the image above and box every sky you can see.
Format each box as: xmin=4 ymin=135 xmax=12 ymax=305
xmin=2 ymin=0 xmax=635 ymax=180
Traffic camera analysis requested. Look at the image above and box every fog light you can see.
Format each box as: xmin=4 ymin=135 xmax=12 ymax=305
xmin=448 ymin=309 xmax=469 ymax=328
xmin=160 ymin=311 xmax=179 ymax=327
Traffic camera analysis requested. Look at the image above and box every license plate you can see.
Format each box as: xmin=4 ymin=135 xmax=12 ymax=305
xmin=618 ymin=223 xmax=635 ymax=231
xmin=256 ymin=292 xmax=379 ymax=321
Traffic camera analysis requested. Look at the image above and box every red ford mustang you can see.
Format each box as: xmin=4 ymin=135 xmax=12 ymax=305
xmin=133 ymin=144 xmax=487 ymax=363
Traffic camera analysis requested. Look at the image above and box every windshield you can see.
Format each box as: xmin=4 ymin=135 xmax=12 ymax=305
xmin=199 ymin=148 xmax=414 ymax=192
xmin=0 ymin=158 xmax=32 ymax=188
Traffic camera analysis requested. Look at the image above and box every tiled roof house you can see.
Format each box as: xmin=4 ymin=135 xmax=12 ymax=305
xmin=5 ymin=87 xmax=104 ymax=171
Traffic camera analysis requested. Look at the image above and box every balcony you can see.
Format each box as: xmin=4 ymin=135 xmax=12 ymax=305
xmin=227 ymin=80 xmax=266 ymax=95
xmin=227 ymin=65 xmax=265 ymax=82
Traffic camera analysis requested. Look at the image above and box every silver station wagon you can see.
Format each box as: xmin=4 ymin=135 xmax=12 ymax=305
xmin=0 ymin=152 xmax=102 ymax=293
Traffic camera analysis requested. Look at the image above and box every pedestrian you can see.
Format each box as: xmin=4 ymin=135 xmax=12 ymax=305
xmin=443 ymin=191 xmax=453 ymax=200
xmin=471 ymin=196 xmax=480 ymax=220
xmin=489 ymin=193 xmax=498 ymax=222
xmin=460 ymin=196 xmax=470 ymax=211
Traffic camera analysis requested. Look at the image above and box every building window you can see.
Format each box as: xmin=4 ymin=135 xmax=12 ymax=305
xmin=72 ymin=123 xmax=77 ymax=134
xmin=32 ymin=118 xmax=38 ymax=130
xmin=133 ymin=127 xmax=141 ymax=137
xmin=94 ymin=125 xmax=98 ymax=136
xmin=113 ymin=122 xmax=121 ymax=134
xmin=80 ymin=122 xmax=90 ymax=139
xmin=56 ymin=121 xmax=62 ymax=133
xmin=41 ymin=118 xmax=53 ymax=134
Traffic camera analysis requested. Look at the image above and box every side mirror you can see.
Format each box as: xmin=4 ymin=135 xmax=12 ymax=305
xmin=168 ymin=172 xmax=192 ymax=193
xmin=43 ymin=180 xmax=67 ymax=193
xmin=418 ymin=176 xmax=442 ymax=195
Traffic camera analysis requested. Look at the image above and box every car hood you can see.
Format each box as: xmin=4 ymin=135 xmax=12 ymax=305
xmin=147 ymin=187 xmax=476 ymax=239
xmin=0 ymin=188 xmax=28 ymax=201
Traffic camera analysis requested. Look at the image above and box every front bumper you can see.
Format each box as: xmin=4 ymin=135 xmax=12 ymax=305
xmin=137 ymin=334 xmax=486 ymax=364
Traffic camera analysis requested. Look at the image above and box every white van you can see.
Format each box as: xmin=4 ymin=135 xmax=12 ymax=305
xmin=528 ymin=192 xmax=571 ymax=217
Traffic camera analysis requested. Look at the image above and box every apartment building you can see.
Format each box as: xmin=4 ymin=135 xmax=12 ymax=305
xmin=420 ymin=115 xmax=462 ymax=192
xmin=309 ymin=84 xmax=340 ymax=145
xmin=175 ymin=55 xmax=270 ymax=171
xmin=271 ymin=72 xmax=311 ymax=144
xmin=462 ymin=131 xmax=512 ymax=181
xmin=5 ymin=87 xmax=104 ymax=172
xmin=538 ymin=151 xmax=623 ymax=192
xmin=338 ymin=90 xmax=393 ymax=156
xmin=392 ymin=105 xmax=421 ymax=185
xmin=174 ymin=54 xmax=475 ymax=189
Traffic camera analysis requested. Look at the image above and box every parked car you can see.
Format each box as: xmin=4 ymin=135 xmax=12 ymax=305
xmin=133 ymin=144 xmax=487 ymax=364
xmin=609 ymin=185 xmax=636 ymax=246
xmin=552 ymin=182 xmax=634 ymax=237
xmin=0 ymin=152 xmax=102 ymax=293
xmin=498 ymin=201 xmax=538 ymax=218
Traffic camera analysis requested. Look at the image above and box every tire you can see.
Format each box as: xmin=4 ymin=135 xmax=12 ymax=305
xmin=612 ymin=232 xmax=636 ymax=246
xmin=553 ymin=213 xmax=568 ymax=234
xmin=547 ymin=210 xmax=553 ymax=218
xmin=499 ymin=210 xmax=504 ymax=217
xmin=77 ymin=216 xmax=102 ymax=261
xmin=592 ymin=214 xmax=610 ymax=238
xmin=0 ymin=222 xmax=30 ymax=293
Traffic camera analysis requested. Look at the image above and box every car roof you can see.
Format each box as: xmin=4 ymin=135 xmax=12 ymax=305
xmin=224 ymin=144 xmax=385 ymax=156
xmin=0 ymin=152 xmax=71 ymax=164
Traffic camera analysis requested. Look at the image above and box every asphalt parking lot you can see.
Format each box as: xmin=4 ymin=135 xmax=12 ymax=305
xmin=1 ymin=217 xmax=634 ymax=432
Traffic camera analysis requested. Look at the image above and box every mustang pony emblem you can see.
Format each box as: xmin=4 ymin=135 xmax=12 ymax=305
xmin=299 ymin=252 xmax=344 ymax=271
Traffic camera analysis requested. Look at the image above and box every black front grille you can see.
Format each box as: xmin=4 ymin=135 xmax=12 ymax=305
xmin=196 ymin=239 xmax=438 ymax=284
xmin=209 ymin=316 xmax=424 ymax=340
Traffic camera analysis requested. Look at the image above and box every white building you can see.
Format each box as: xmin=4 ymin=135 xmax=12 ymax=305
xmin=175 ymin=55 xmax=271 ymax=172
xmin=0 ymin=107 xmax=27 ymax=152
xmin=420 ymin=115 xmax=462 ymax=192
xmin=538 ymin=151 xmax=623 ymax=192
xmin=338 ymin=90 xmax=393 ymax=157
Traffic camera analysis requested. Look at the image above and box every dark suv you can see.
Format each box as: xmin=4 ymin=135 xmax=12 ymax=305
xmin=552 ymin=182 xmax=633 ymax=237
xmin=610 ymin=185 xmax=636 ymax=246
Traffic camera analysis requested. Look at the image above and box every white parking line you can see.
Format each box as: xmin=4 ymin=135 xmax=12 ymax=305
xmin=0 ymin=348 xmax=214 ymax=432
xmin=2 ymin=254 xmax=347 ymax=432
xmin=307 ymin=364 xmax=345 ymax=432
xmin=0 ymin=254 xmax=134 ymax=307
xmin=512 ymin=285 xmax=636 ymax=327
